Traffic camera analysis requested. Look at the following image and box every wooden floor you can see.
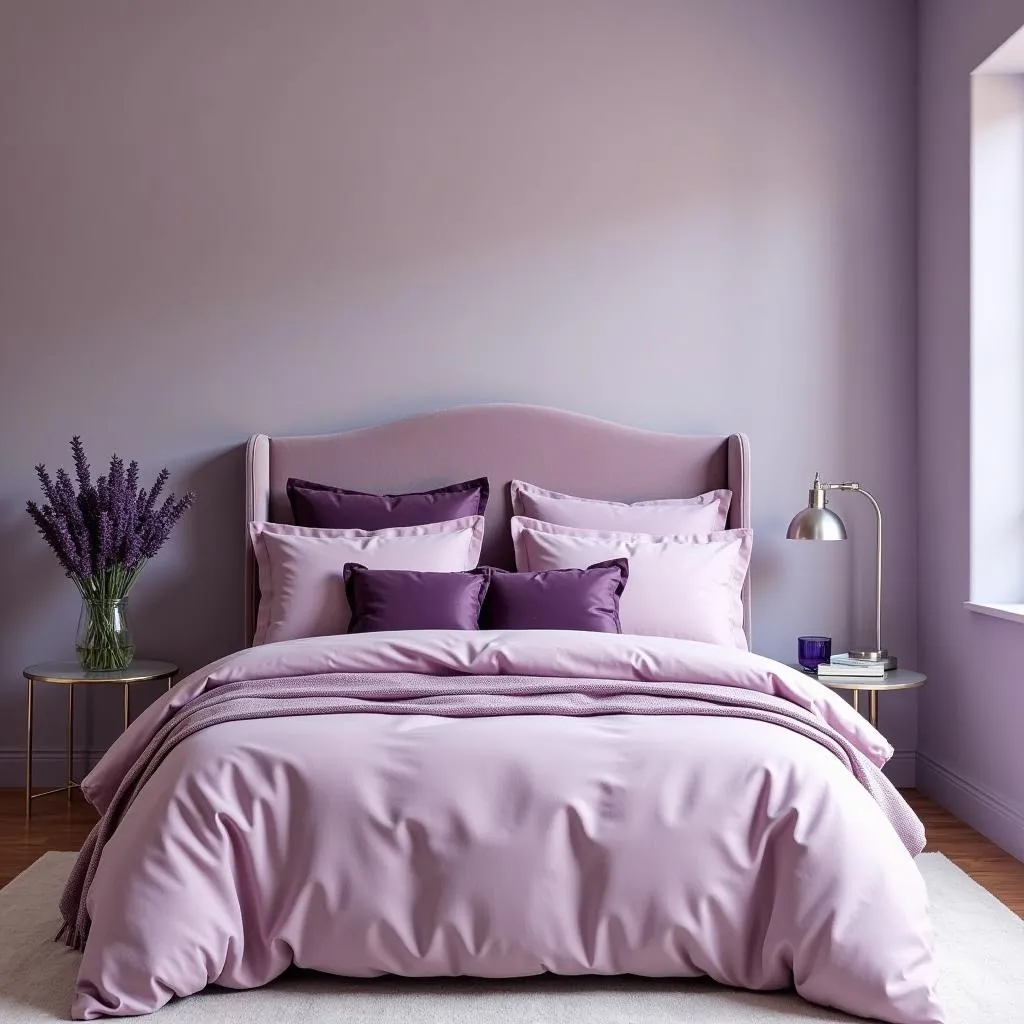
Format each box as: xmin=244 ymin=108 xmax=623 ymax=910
xmin=1 ymin=789 xmax=95 ymax=890
xmin=903 ymin=789 xmax=1024 ymax=917
xmin=1 ymin=789 xmax=1022 ymax=916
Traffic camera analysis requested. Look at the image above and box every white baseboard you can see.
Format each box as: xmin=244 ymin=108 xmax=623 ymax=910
xmin=917 ymin=752 xmax=1024 ymax=863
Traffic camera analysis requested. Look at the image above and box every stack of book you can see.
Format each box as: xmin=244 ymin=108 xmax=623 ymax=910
xmin=816 ymin=653 xmax=886 ymax=678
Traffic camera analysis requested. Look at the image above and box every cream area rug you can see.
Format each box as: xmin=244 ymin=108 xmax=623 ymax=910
xmin=0 ymin=852 xmax=1020 ymax=1022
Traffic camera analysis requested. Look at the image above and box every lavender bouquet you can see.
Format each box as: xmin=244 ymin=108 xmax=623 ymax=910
xmin=26 ymin=438 xmax=195 ymax=671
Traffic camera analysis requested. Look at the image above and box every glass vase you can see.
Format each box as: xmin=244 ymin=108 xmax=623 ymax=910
xmin=76 ymin=597 xmax=135 ymax=672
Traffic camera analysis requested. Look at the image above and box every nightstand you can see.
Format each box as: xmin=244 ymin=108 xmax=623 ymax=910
xmin=24 ymin=659 xmax=178 ymax=818
xmin=802 ymin=668 xmax=926 ymax=730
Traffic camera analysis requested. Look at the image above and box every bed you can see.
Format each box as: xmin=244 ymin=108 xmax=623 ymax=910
xmin=62 ymin=405 xmax=942 ymax=1022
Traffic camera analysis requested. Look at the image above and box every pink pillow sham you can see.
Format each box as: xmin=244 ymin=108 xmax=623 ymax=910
xmin=249 ymin=516 xmax=486 ymax=645
xmin=511 ymin=516 xmax=750 ymax=649
xmin=510 ymin=480 xmax=731 ymax=533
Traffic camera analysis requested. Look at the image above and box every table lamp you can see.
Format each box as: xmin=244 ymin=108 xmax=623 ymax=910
xmin=786 ymin=473 xmax=896 ymax=670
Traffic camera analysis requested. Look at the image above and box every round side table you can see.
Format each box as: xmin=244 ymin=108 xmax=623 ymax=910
xmin=23 ymin=659 xmax=178 ymax=819
xmin=797 ymin=667 xmax=926 ymax=730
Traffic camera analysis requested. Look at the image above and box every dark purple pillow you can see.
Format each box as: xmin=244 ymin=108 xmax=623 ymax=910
xmin=343 ymin=563 xmax=490 ymax=633
xmin=481 ymin=559 xmax=628 ymax=632
xmin=288 ymin=476 xmax=489 ymax=530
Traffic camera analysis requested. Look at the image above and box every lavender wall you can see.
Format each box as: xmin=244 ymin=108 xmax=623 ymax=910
xmin=918 ymin=0 xmax=1024 ymax=859
xmin=0 ymin=1 xmax=918 ymax=786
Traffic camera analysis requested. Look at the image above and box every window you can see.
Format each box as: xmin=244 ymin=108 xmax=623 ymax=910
xmin=967 ymin=28 xmax=1024 ymax=622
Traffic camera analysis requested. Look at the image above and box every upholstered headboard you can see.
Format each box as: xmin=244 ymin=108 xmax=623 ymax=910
xmin=245 ymin=404 xmax=751 ymax=646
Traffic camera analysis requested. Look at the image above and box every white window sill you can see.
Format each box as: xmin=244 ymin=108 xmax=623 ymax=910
xmin=964 ymin=601 xmax=1024 ymax=625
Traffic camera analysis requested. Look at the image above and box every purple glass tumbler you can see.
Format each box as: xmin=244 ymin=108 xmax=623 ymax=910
xmin=798 ymin=636 xmax=832 ymax=672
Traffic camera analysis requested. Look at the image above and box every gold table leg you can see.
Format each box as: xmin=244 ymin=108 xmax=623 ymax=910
xmin=66 ymin=682 xmax=74 ymax=799
xmin=852 ymin=689 xmax=860 ymax=716
xmin=869 ymin=689 xmax=879 ymax=730
xmin=123 ymin=683 xmax=130 ymax=733
xmin=25 ymin=679 xmax=33 ymax=820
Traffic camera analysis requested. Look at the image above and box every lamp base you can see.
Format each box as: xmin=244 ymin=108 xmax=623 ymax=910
xmin=848 ymin=648 xmax=898 ymax=671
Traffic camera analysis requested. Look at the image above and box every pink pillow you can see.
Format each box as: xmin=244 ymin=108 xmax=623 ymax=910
xmin=511 ymin=516 xmax=750 ymax=649
xmin=249 ymin=516 xmax=485 ymax=645
xmin=510 ymin=480 xmax=731 ymax=533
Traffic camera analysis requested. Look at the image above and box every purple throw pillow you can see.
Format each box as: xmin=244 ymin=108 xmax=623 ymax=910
xmin=288 ymin=476 xmax=489 ymax=530
xmin=343 ymin=563 xmax=490 ymax=633
xmin=481 ymin=558 xmax=629 ymax=632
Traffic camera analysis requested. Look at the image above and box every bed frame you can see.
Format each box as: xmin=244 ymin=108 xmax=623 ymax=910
xmin=245 ymin=404 xmax=751 ymax=646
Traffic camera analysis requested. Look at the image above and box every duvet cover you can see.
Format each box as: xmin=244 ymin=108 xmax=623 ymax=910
xmin=64 ymin=630 xmax=941 ymax=1022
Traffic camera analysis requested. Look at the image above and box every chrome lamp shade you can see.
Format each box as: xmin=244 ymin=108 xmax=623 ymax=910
xmin=786 ymin=473 xmax=895 ymax=671
xmin=786 ymin=506 xmax=847 ymax=542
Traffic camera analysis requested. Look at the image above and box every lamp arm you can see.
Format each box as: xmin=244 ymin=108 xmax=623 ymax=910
xmin=801 ymin=476 xmax=886 ymax=660
xmin=828 ymin=483 xmax=882 ymax=653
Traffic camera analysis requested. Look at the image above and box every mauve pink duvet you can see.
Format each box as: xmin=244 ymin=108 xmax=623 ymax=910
xmin=67 ymin=631 xmax=942 ymax=1022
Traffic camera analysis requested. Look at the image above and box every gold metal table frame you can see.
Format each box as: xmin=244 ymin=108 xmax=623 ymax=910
xmin=798 ymin=668 xmax=927 ymax=730
xmin=24 ymin=660 xmax=178 ymax=818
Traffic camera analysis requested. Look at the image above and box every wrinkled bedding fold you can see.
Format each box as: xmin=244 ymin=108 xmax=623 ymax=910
xmin=64 ymin=631 xmax=941 ymax=1023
